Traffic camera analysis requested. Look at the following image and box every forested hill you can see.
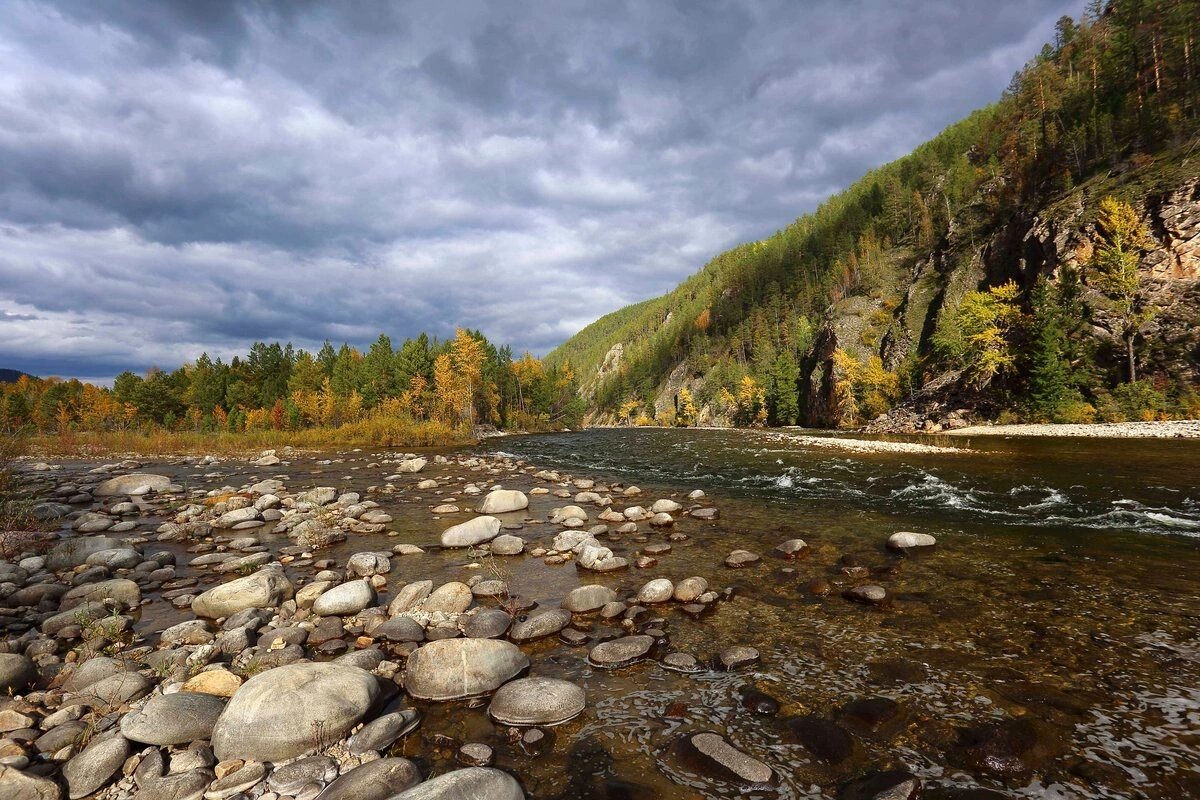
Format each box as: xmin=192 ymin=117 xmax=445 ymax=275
xmin=548 ymin=1 xmax=1200 ymax=430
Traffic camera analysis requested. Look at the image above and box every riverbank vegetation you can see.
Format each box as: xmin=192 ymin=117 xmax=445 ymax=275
xmin=1 ymin=328 xmax=584 ymax=455
xmin=549 ymin=1 xmax=1200 ymax=429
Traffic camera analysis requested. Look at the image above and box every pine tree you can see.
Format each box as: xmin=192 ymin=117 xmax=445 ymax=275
xmin=1025 ymin=279 xmax=1074 ymax=420
xmin=1089 ymin=196 xmax=1154 ymax=382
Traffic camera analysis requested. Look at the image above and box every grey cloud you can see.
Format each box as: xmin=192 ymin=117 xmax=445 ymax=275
xmin=0 ymin=0 xmax=1082 ymax=380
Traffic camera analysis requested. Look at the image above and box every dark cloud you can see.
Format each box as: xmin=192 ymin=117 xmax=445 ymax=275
xmin=0 ymin=0 xmax=1081 ymax=380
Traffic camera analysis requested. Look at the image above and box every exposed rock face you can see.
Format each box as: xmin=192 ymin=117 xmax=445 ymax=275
xmin=211 ymin=662 xmax=381 ymax=762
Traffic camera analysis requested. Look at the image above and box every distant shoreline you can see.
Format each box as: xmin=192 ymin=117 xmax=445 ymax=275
xmin=946 ymin=420 xmax=1200 ymax=439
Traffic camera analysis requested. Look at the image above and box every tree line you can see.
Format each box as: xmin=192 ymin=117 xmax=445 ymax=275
xmin=0 ymin=329 xmax=584 ymax=435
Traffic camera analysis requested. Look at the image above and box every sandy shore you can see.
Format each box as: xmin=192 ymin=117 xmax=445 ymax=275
xmin=948 ymin=420 xmax=1200 ymax=439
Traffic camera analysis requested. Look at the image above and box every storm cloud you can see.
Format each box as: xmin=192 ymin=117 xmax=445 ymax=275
xmin=0 ymin=0 xmax=1080 ymax=380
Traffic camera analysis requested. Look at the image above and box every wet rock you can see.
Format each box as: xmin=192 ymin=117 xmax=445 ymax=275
xmin=462 ymin=609 xmax=512 ymax=639
xmin=477 ymin=490 xmax=529 ymax=514
xmin=346 ymin=709 xmax=421 ymax=754
xmin=316 ymin=757 xmax=422 ymax=800
xmin=739 ymin=688 xmax=780 ymax=715
xmin=441 ymin=517 xmax=502 ymax=548
xmin=839 ymin=769 xmax=920 ymax=800
xmin=404 ymin=639 xmax=529 ymax=701
xmin=268 ymin=756 xmax=338 ymax=794
xmin=121 ymin=692 xmax=226 ymax=745
xmin=488 ymin=677 xmax=586 ymax=727
xmin=392 ymin=767 xmax=523 ymax=800
xmin=211 ymin=662 xmax=381 ymax=762
xmin=784 ymin=715 xmax=855 ymax=764
xmin=588 ymin=635 xmax=653 ymax=668
xmin=886 ymin=532 xmax=936 ymax=551
xmin=649 ymin=512 xmax=674 ymax=527
xmin=636 ymin=578 xmax=673 ymax=604
xmin=775 ymin=539 xmax=809 ymax=558
xmin=562 ymin=585 xmax=617 ymax=613
xmin=838 ymin=697 xmax=904 ymax=738
xmin=63 ymin=730 xmax=129 ymax=799
xmin=0 ymin=654 xmax=37 ymax=694
xmin=191 ymin=570 xmax=293 ymax=619
xmin=661 ymin=652 xmax=702 ymax=673
xmin=490 ymin=535 xmax=525 ymax=556
xmin=510 ymin=609 xmax=571 ymax=642
xmin=717 ymin=646 xmax=760 ymax=670
xmin=843 ymin=585 xmax=889 ymax=606
xmin=807 ymin=578 xmax=833 ymax=596
xmin=672 ymin=577 xmax=708 ymax=602
xmin=457 ymin=743 xmax=494 ymax=767
xmin=724 ymin=550 xmax=760 ymax=568
xmin=312 ymin=580 xmax=377 ymax=617
xmin=651 ymin=499 xmax=682 ymax=514
xmin=950 ymin=717 xmax=1063 ymax=778
xmin=680 ymin=732 xmax=774 ymax=786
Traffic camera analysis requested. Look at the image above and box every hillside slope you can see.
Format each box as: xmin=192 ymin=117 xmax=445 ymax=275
xmin=549 ymin=2 xmax=1200 ymax=430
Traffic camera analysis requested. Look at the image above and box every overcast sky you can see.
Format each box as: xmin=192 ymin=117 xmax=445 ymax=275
xmin=0 ymin=0 xmax=1080 ymax=382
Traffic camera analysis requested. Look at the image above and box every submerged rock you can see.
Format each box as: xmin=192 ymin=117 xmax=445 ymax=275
xmin=679 ymin=731 xmax=775 ymax=787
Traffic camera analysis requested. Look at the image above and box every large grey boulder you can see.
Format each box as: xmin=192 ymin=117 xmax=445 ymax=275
xmin=60 ymin=578 xmax=141 ymax=610
xmin=404 ymin=639 xmax=528 ymax=701
xmin=191 ymin=570 xmax=293 ymax=619
xmin=315 ymin=758 xmax=421 ymax=800
xmin=46 ymin=536 xmax=129 ymax=570
xmin=488 ymin=677 xmax=585 ymax=727
xmin=562 ymin=585 xmax=617 ymax=613
xmin=120 ymin=692 xmax=226 ymax=745
xmin=312 ymin=580 xmax=376 ymax=617
xmin=440 ymin=516 xmax=501 ymax=547
xmin=211 ymin=662 xmax=381 ymax=762
xmin=93 ymin=473 xmax=173 ymax=497
xmin=393 ymin=768 xmax=523 ymax=800
xmin=476 ymin=490 xmax=528 ymax=515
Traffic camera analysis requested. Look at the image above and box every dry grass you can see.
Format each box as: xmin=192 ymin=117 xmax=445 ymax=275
xmin=30 ymin=416 xmax=473 ymax=458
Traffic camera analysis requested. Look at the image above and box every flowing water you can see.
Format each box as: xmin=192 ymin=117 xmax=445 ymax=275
xmin=468 ymin=428 xmax=1200 ymax=799
xmin=68 ymin=428 xmax=1200 ymax=799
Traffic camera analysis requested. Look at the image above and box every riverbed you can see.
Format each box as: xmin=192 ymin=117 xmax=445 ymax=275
xmin=7 ymin=427 xmax=1200 ymax=800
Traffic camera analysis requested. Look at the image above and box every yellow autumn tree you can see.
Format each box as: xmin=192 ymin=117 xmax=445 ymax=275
xmin=676 ymin=387 xmax=698 ymax=426
xmin=1090 ymin=196 xmax=1154 ymax=382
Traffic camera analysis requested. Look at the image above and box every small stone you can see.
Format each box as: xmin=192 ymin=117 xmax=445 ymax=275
xmin=844 ymin=584 xmax=889 ymax=606
xmin=636 ymin=578 xmax=674 ymax=604
xmin=724 ymin=550 xmax=760 ymax=568
xmin=588 ymin=635 xmax=653 ymax=668
xmin=886 ymin=532 xmax=937 ymax=551
xmin=683 ymin=731 xmax=774 ymax=786
xmin=457 ymin=743 xmax=494 ymax=767
xmin=717 ymin=646 xmax=760 ymax=671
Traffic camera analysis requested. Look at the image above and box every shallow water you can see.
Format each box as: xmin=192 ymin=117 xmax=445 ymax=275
xmin=47 ymin=428 xmax=1200 ymax=799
